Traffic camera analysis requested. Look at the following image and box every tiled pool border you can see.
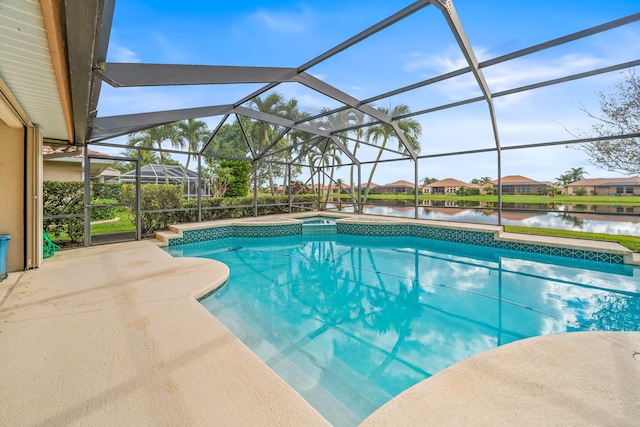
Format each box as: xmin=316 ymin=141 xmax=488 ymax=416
xmin=157 ymin=215 xmax=635 ymax=265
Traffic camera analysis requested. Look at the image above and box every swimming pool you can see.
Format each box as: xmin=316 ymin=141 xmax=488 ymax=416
xmin=166 ymin=233 xmax=640 ymax=426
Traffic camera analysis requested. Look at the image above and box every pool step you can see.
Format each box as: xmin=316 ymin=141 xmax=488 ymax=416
xmin=201 ymin=286 xmax=394 ymax=425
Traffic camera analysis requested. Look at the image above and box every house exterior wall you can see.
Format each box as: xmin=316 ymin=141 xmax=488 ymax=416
xmin=426 ymin=185 xmax=477 ymax=194
xmin=375 ymin=185 xmax=413 ymax=194
xmin=500 ymin=184 xmax=546 ymax=194
xmin=43 ymin=160 xmax=82 ymax=181
xmin=567 ymin=185 xmax=639 ymax=196
xmin=0 ymin=120 xmax=25 ymax=272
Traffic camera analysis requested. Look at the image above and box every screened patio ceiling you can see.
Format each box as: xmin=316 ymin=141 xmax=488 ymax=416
xmin=76 ymin=1 xmax=639 ymax=194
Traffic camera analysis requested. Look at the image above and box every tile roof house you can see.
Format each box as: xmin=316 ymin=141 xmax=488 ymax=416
xmin=371 ymin=180 xmax=415 ymax=194
xmin=423 ymin=178 xmax=479 ymax=195
xmin=565 ymin=177 xmax=640 ymax=196
xmin=490 ymin=175 xmax=547 ymax=195
xmin=43 ymin=146 xmax=115 ymax=182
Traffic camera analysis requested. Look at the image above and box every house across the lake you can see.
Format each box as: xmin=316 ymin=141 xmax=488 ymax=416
xmin=491 ymin=175 xmax=547 ymax=195
xmin=371 ymin=180 xmax=415 ymax=194
xmin=565 ymin=177 xmax=640 ymax=196
xmin=422 ymin=178 xmax=479 ymax=195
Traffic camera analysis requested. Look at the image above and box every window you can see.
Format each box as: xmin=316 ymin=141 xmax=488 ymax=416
xmin=625 ymin=187 xmax=634 ymax=194
xmin=616 ymin=186 xmax=623 ymax=194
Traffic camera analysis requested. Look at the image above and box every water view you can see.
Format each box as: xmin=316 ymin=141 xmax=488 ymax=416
xmin=326 ymin=201 xmax=640 ymax=236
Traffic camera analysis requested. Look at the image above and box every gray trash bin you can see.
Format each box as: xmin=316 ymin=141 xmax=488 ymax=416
xmin=0 ymin=234 xmax=10 ymax=282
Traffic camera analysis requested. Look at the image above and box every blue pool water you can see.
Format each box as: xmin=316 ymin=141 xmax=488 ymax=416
xmin=166 ymin=234 xmax=640 ymax=426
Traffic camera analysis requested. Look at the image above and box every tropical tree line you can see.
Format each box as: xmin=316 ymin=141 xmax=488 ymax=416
xmin=121 ymin=93 xmax=423 ymax=204
xmin=555 ymin=167 xmax=587 ymax=186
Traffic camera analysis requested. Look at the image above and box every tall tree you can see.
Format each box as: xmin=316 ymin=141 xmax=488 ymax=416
xmin=278 ymin=99 xmax=307 ymax=192
xmin=348 ymin=110 xmax=369 ymax=194
xmin=173 ymin=119 xmax=209 ymax=183
xmin=421 ymin=177 xmax=437 ymax=185
xmin=318 ymin=109 xmax=349 ymax=204
xmin=127 ymin=124 xmax=176 ymax=183
xmin=218 ymin=159 xmax=250 ymax=197
xmin=116 ymin=148 xmax=160 ymax=171
xmin=576 ymin=70 xmax=639 ymax=175
xmin=248 ymin=93 xmax=289 ymax=194
xmin=567 ymin=167 xmax=587 ymax=182
xmin=363 ymin=105 xmax=422 ymax=204
xmin=555 ymin=167 xmax=587 ymax=186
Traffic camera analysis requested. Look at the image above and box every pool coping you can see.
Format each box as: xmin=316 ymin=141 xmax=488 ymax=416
xmin=155 ymin=212 xmax=639 ymax=266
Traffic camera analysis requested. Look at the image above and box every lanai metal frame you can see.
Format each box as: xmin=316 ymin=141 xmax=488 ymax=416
xmin=62 ymin=0 xmax=640 ymax=233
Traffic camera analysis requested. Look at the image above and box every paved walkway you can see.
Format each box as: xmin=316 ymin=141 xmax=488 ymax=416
xmin=1 ymin=235 xmax=638 ymax=426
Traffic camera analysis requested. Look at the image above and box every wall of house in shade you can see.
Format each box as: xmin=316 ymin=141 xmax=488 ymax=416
xmin=0 ymin=119 xmax=25 ymax=272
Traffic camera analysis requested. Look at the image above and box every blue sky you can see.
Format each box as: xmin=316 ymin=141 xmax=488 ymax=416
xmin=97 ymin=0 xmax=640 ymax=184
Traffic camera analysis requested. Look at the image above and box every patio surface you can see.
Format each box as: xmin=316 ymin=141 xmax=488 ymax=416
xmin=1 ymin=220 xmax=639 ymax=426
xmin=0 ymin=240 xmax=328 ymax=426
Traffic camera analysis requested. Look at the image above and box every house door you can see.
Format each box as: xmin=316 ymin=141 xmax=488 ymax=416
xmin=85 ymin=154 xmax=140 ymax=246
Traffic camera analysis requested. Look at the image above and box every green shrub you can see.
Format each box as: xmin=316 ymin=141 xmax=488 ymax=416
xmin=44 ymin=181 xmax=324 ymax=240
xmin=137 ymin=184 xmax=184 ymax=236
xmin=220 ymin=159 xmax=250 ymax=197
xmin=43 ymin=181 xmax=84 ymax=242
xmin=92 ymin=183 xmax=122 ymax=200
xmin=90 ymin=199 xmax=118 ymax=221
xmin=121 ymin=183 xmax=136 ymax=204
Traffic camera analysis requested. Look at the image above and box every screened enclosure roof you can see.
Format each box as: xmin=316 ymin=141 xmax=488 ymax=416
xmin=120 ymin=164 xmax=198 ymax=183
xmin=82 ymin=0 xmax=640 ymax=171
xmin=9 ymin=1 xmax=637 ymax=173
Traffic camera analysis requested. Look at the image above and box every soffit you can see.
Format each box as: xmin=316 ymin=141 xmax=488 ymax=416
xmin=0 ymin=0 xmax=68 ymax=140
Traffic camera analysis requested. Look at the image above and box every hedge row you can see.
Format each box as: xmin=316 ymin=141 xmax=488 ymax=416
xmin=44 ymin=181 xmax=320 ymax=242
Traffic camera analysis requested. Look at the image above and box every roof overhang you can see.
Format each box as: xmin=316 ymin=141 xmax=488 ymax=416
xmin=0 ymin=0 xmax=112 ymax=144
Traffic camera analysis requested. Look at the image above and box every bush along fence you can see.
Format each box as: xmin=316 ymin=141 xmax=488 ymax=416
xmin=44 ymin=181 xmax=320 ymax=246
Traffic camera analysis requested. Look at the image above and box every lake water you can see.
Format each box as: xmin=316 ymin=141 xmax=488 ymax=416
xmin=325 ymin=201 xmax=640 ymax=237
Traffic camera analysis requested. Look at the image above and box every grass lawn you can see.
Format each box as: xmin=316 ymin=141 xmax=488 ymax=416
xmin=49 ymin=208 xmax=136 ymax=245
xmin=90 ymin=208 xmax=136 ymax=234
xmin=504 ymin=225 xmax=640 ymax=251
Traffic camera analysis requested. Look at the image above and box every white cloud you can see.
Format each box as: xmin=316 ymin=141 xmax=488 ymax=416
xmin=151 ymin=33 xmax=191 ymax=63
xmin=109 ymin=44 xmax=142 ymax=63
xmin=402 ymin=45 xmax=608 ymax=106
xmin=249 ymin=7 xmax=311 ymax=33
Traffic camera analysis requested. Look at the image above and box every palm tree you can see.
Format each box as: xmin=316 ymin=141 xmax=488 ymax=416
xmin=128 ymin=124 xmax=176 ymax=184
xmin=116 ymin=147 xmax=160 ymax=171
xmin=248 ymin=93 xmax=288 ymax=195
xmin=421 ymin=177 xmax=437 ymax=186
xmin=363 ymin=105 xmax=422 ymax=204
xmin=348 ymin=109 xmax=369 ymax=194
xmin=318 ymin=109 xmax=349 ymax=204
xmin=479 ymin=176 xmax=492 ymax=185
xmin=555 ymin=173 xmax=572 ymax=186
xmin=308 ymin=149 xmax=325 ymax=195
xmin=279 ymin=99 xmax=307 ymax=192
xmin=567 ymin=167 xmax=588 ymax=183
xmin=173 ymin=119 xmax=209 ymax=183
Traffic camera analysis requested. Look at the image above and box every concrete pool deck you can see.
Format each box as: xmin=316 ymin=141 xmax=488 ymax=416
xmin=0 ymin=216 xmax=639 ymax=425
xmin=0 ymin=240 xmax=328 ymax=426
